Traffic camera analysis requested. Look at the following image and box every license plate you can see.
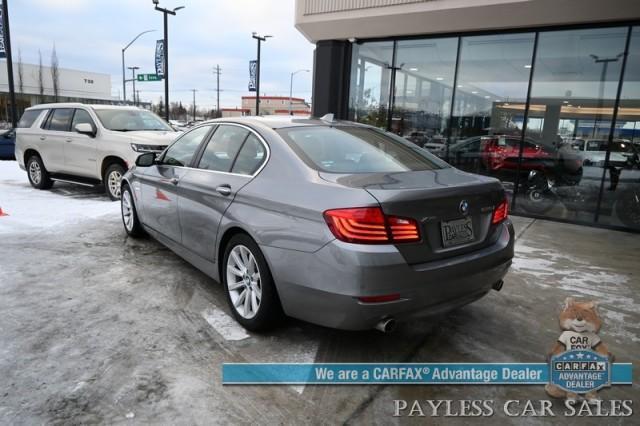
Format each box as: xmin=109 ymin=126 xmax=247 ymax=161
xmin=441 ymin=217 xmax=474 ymax=247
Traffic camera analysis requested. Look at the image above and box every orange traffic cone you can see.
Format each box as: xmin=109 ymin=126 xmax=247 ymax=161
xmin=0 ymin=206 xmax=8 ymax=216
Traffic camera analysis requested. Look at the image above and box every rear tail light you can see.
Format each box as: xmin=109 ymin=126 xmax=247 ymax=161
xmin=323 ymin=207 xmax=420 ymax=244
xmin=492 ymin=198 xmax=509 ymax=225
xmin=358 ymin=293 xmax=401 ymax=303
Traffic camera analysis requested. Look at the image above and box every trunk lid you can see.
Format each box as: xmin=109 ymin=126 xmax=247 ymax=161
xmin=319 ymin=167 xmax=506 ymax=264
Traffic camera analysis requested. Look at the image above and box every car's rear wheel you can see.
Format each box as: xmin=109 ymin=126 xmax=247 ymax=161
xmin=104 ymin=163 xmax=125 ymax=200
xmin=121 ymin=185 xmax=145 ymax=237
xmin=222 ymin=234 xmax=283 ymax=331
xmin=26 ymin=154 xmax=53 ymax=189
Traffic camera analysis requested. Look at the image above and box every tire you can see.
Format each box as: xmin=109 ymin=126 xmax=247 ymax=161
xmin=26 ymin=154 xmax=53 ymax=190
xmin=104 ymin=163 xmax=126 ymax=200
xmin=121 ymin=184 xmax=146 ymax=237
xmin=222 ymin=234 xmax=284 ymax=331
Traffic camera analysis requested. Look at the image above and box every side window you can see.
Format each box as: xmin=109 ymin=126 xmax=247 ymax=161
xmin=197 ymin=125 xmax=249 ymax=172
xmin=231 ymin=134 xmax=267 ymax=175
xmin=47 ymin=108 xmax=74 ymax=132
xmin=161 ymin=125 xmax=212 ymax=167
xmin=71 ymin=109 xmax=95 ymax=131
xmin=41 ymin=110 xmax=53 ymax=129
xmin=17 ymin=110 xmax=43 ymax=128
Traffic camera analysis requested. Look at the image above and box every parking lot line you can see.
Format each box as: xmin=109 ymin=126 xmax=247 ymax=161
xmin=201 ymin=307 xmax=250 ymax=341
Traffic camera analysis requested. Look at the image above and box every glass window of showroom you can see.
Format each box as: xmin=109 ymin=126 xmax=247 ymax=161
xmin=348 ymin=25 xmax=640 ymax=232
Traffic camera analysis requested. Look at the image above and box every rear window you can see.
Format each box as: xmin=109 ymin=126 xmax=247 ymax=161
xmin=277 ymin=126 xmax=447 ymax=173
xmin=17 ymin=110 xmax=43 ymax=128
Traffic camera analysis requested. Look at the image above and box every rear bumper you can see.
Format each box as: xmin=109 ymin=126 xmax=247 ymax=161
xmin=262 ymin=220 xmax=514 ymax=330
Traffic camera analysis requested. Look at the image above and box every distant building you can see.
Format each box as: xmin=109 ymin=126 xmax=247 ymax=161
xmin=0 ymin=60 xmax=113 ymax=123
xmin=221 ymin=107 xmax=251 ymax=118
xmin=241 ymin=96 xmax=310 ymax=116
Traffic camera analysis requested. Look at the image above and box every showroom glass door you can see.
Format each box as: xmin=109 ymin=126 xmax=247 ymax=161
xmin=512 ymin=27 xmax=628 ymax=222
xmin=447 ymin=33 xmax=535 ymax=193
xmin=389 ymin=37 xmax=458 ymax=156
xmin=596 ymin=26 xmax=640 ymax=230
xmin=348 ymin=41 xmax=394 ymax=129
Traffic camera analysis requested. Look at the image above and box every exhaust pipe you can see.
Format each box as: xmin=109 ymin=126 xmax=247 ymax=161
xmin=493 ymin=280 xmax=504 ymax=291
xmin=375 ymin=318 xmax=397 ymax=333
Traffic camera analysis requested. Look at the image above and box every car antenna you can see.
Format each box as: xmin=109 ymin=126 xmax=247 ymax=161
xmin=320 ymin=113 xmax=335 ymax=123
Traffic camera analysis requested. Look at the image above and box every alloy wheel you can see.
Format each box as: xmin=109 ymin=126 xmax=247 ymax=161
xmin=226 ymin=245 xmax=262 ymax=319
xmin=121 ymin=190 xmax=134 ymax=231
xmin=29 ymin=161 xmax=42 ymax=185
xmin=108 ymin=170 xmax=122 ymax=199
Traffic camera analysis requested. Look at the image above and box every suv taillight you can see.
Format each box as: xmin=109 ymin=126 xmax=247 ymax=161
xmin=323 ymin=207 xmax=420 ymax=244
xmin=492 ymin=199 xmax=509 ymax=225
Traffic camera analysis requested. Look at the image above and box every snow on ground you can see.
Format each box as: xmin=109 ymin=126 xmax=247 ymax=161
xmin=0 ymin=160 xmax=120 ymax=234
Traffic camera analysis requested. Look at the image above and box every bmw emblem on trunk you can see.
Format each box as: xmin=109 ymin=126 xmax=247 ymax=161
xmin=459 ymin=200 xmax=470 ymax=215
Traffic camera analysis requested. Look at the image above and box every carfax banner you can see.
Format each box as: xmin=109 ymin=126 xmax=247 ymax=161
xmin=223 ymin=361 xmax=632 ymax=386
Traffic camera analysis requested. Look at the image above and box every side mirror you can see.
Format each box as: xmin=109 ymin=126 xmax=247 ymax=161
xmin=75 ymin=123 xmax=96 ymax=137
xmin=135 ymin=152 xmax=156 ymax=167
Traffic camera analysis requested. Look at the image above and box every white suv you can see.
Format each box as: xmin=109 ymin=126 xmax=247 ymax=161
xmin=15 ymin=103 xmax=178 ymax=200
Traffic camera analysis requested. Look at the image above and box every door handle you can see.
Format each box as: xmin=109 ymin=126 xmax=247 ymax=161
xmin=216 ymin=184 xmax=232 ymax=196
xmin=39 ymin=136 xmax=46 ymax=141
xmin=160 ymin=177 xmax=180 ymax=185
xmin=65 ymin=138 xmax=73 ymax=143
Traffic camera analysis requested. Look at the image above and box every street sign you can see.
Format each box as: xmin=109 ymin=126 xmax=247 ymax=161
xmin=137 ymin=74 xmax=161 ymax=82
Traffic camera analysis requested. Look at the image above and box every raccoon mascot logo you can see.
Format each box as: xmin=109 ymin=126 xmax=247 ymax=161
xmin=545 ymin=297 xmax=613 ymax=402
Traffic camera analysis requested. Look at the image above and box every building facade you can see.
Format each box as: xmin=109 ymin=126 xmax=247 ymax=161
xmin=241 ymin=96 xmax=311 ymax=116
xmin=295 ymin=0 xmax=640 ymax=232
xmin=0 ymin=61 xmax=113 ymax=125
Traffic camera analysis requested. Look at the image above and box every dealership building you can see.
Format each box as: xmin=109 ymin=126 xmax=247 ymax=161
xmin=0 ymin=61 xmax=114 ymax=124
xmin=295 ymin=0 xmax=640 ymax=232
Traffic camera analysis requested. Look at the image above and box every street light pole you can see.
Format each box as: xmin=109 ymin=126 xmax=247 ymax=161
xmin=128 ymin=66 xmax=140 ymax=106
xmin=589 ymin=53 xmax=623 ymax=138
xmin=2 ymin=0 xmax=17 ymax=128
xmin=213 ymin=64 xmax=221 ymax=117
xmin=153 ymin=1 xmax=185 ymax=121
xmin=251 ymin=32 xmax=272 ymax=116
xmin=289 ymin=69 xmax=309 ymax=115
xmin=191 ymin=88 xmax=197 ymax=121
xmin=122 ymin=29 xmax=155 ymax=105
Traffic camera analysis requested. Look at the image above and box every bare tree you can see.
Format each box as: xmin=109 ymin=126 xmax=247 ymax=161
xmin=38 ymin=50 xmax=45 ymax=102
xmin=17 ymin=48 xmax=24 ymax=95
xmin=51 ymin=44 xmax=60 ymax=102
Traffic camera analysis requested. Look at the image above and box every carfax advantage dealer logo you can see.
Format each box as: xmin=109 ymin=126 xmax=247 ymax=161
xmin=550 ymin=349 xmax=611 ymax=394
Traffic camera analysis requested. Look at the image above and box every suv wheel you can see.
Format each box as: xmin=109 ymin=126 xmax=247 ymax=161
xmin=26 ymin=155 xmax=53 ymax=189
xmin=222 ymin=234 xmax=284 ymax=331
xmin=104 ymin=163 xmax=125 ymax=200
xmin=121 ymin=185 xmax=145 ymax=237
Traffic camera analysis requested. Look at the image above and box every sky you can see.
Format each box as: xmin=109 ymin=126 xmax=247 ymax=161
xmin=9 ymin=0 xmax=315 ymax=110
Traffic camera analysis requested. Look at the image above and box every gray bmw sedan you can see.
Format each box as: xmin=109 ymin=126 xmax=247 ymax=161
xmin=121 ymin=116 xmax=514 ymax=332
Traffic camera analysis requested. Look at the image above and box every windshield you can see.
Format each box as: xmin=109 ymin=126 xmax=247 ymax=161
xmin=93 ymin=109 xmax=173 ymax=132
xmin=278 ymin=126 xmax=448 ymax=173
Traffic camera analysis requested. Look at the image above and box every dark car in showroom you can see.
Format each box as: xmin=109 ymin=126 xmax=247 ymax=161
xmin=120 ymin=116 xmax=514 ymax=332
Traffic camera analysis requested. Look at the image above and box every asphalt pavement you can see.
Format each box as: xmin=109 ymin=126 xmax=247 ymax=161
xmin=0 ymin=161 xmax=638 ymax=425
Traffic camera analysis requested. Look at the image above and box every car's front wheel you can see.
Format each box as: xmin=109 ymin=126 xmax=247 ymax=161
xmin=26 ymin=154 xmax=53 ymax=190
xmin=222 ymin=234 xmax=283 ymax=331
xmin=121 ymin=184 xmax=145 ymax=237
xmin=104 ymin=163 xmax=125 ymax=200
